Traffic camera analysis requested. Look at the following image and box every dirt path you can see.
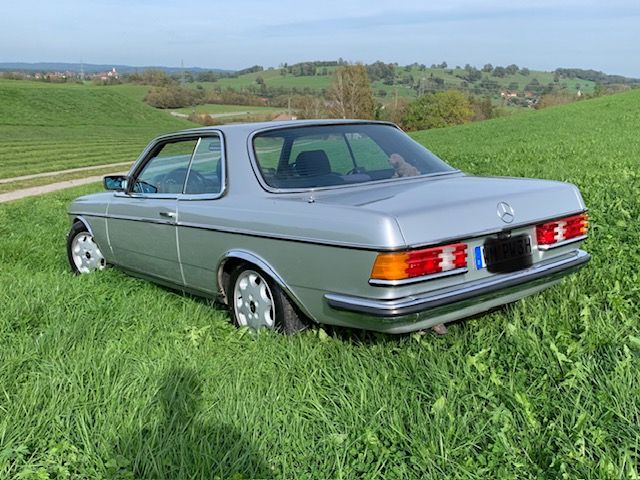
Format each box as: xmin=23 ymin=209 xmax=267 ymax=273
xmin=0 ymin=161 xmax=131 ymax=184
xmin=0 ymin=172 xmax=126 ymax=203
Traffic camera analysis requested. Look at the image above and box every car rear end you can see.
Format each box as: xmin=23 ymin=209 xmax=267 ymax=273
xmin=321 ymin=177 xmax=590 ymax=334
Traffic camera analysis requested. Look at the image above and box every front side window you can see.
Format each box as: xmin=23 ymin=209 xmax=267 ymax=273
xmin=131 ymin=135 xmax=223 ymax=195
xmin=133 ymin=139 xmax=197 ymax=194
xmin=253 ymin=124 xmax=455 ymax=190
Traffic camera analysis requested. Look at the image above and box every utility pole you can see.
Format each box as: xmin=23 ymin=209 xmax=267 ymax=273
xmin=181 ymin=59 xmax=185 ymax=86
xmin=80 ymin=59 xmax=84 ymax=82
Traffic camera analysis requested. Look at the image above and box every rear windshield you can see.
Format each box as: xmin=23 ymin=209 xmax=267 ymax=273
xmin=252 ymin=124 xmax=455 ymax=190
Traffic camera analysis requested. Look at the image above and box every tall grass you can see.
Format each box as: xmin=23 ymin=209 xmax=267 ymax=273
xmin=1 ymin=91 xmax=639 ymax=478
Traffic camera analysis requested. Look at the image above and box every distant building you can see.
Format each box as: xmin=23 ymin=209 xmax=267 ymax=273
xmin=500 ymin=91 xmax=518 ymax=99
xmin=94 ymin=67 xmax=119 ymax=82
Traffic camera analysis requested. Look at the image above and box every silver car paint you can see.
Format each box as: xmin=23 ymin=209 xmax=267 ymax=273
xmin=69 ymin=120 xmax=589 ymax=332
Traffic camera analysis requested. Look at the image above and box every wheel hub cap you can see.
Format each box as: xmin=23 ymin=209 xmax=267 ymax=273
xmin=71 ymin=232 xmax=105 ymax=274
xmin=233 ymin=270 xmax=275 ymax=329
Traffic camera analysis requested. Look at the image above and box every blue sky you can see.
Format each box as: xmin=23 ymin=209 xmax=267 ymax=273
xmin=1 ymin=0 xmax=639 ymax=76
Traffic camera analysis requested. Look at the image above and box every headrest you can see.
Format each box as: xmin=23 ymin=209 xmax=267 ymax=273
xmin=294 ymin=150 xmax=331 ymax=176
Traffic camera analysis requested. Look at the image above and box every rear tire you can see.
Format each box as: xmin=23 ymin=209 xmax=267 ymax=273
xmin=228 ymin=265 xmax=308 ymax=334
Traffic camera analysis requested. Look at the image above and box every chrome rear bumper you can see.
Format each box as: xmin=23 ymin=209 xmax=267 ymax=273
xmin=325 ymin=250 xmax=590 ymax=320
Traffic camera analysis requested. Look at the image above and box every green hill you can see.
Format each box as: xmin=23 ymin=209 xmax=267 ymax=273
xmin=0 ymin=80 xmax=193 ymax=179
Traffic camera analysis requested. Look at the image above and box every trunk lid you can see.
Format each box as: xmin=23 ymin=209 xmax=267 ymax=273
xmin=313 ymin=174 xmax=586 ymax=247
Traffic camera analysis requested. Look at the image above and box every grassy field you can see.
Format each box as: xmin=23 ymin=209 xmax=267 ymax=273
xmin=0 ymin=80 xmax=193 ymax=179
xmin=1 ymin=91 xmax=639 ymax=478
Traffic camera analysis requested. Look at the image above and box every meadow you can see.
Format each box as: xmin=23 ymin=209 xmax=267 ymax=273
xmin=0 ymin=89 xmax=639 ymax=478
xmin=0 ymin=80 xmax=192 ymax=180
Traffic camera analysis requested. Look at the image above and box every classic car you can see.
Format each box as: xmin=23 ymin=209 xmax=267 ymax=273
xmin=67 ymin=120 xmax=590 ymax=334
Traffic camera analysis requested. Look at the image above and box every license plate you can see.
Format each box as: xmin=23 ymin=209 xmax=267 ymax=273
xmin=483 ymin=234 xmax=533 ymax=273
xmin=474 ymin=246 xmax=487 ymax=270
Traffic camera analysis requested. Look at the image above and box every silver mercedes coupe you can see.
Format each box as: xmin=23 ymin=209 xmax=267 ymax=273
xmin=67 ymin=120 xmax=590 ymax=334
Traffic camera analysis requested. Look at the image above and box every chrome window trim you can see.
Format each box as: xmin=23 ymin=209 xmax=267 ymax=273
xmin=369 ymin=267 xmax=468 ymax=286
xmin=180 ymin=133 xmax=227 ymax=201
xmin=114 ymin=130 xmax=227 ymax=202
xmin=246 ymin=122 xmax=461 ymax=195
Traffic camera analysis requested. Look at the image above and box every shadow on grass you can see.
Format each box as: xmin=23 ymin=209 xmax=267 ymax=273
xmin=114 ymin=367 xmax=270 ymax=479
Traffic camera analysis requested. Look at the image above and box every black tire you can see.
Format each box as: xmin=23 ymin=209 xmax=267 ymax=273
xmin=67 ymin=221 xmax=106 ymax=274
xmin=228 ymin=265 xmax=308 ymax=334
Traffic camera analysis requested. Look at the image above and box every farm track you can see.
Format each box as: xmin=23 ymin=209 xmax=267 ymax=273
xmin=0 ymin=171 xmax=125 ymax=203
xmin=0 ymin=162 xmax=132 ymax=184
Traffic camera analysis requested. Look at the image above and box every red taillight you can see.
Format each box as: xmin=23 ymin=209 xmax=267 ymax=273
xmin=536 ymin=213 xmax=588 ymax=247
xmin=371 ymin=243 xmax=467 ymax=281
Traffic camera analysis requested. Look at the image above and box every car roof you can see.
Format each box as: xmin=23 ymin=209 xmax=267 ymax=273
xmin=175 ymin=119 xmax=397 ymax=137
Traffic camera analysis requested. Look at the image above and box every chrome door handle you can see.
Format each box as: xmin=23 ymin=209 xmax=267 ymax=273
xmin=159 ymin=211 xmax=176 ymax=218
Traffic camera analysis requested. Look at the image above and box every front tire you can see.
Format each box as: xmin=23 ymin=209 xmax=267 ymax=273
xmin=229 ymin=266 xmax=307 ymax=334
xmin=67 ymin=221 xmax=106 ymax=274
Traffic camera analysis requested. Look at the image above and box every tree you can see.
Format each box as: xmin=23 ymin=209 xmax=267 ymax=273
xmin=402 ymin=90 xmax=474 ymax=131
xmin=327 ymin=65 xmax=375 ymax=119
xmin=492 ymin=66 xmax=507 ymax=78
xmin=482 ymin=63 xmax=493 ymax=73
xmin=505 ymin=64 xmax=520 ymax=75
xmin=521 ymin=67 xmax=530 ymax=76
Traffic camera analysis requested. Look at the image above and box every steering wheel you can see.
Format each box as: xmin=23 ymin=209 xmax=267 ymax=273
xmin=161 ymin=168 xmax=207 ymax=193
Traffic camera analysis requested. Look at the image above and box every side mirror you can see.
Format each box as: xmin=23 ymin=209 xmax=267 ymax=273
xmin=104 ymin=175 xmax=128 ymax=191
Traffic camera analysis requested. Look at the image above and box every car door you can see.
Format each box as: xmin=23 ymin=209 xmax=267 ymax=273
xmin=107 ymin=136 xmax=198 ymax=284
xmin=175 ymin=133 xmax=227 ymax=294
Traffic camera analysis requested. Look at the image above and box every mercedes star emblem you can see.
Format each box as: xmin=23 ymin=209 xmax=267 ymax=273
xmin=497 ymin=201 xmax=515 ymax=223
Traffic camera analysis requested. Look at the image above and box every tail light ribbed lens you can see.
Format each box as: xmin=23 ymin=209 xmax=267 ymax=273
xmin=536 ymin=213 xmax=588 ymax=246
xmin=371 ymin=243 xmax=467 ymax=281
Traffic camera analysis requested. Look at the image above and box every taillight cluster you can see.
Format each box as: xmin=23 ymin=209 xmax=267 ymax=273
xmin=536 ymin=213 xmax=588 ymax=247
xmin=371 ymin=243 xmax=467 ymax=282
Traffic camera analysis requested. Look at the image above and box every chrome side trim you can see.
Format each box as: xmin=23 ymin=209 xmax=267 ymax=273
xmin=216 ymin=250 xmax=317 ymax=322
xmin=67 ymin=210 xmax=588 ymax=253
xmin=325 ymin=250 xmax=590 ymax=317
xmin=369 ymin=267 xmax=468 ymax=286
xmin=175 ymin=205 xmax=186 ymax=285
xmin=537 ymin=235 xmax=588 ymax=251
xmin=69 ymin=211 xmax=391 ymax=251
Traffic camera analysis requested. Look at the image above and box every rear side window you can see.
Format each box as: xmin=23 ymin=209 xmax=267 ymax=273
xmin=252 ymin=124 xmax=455 ymax=190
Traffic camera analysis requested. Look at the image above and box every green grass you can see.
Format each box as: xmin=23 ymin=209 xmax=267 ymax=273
xmin=0 ymin=80 xmax=193 ymax=180
xmin=1 ymin=91 xmax=639 ymax=478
